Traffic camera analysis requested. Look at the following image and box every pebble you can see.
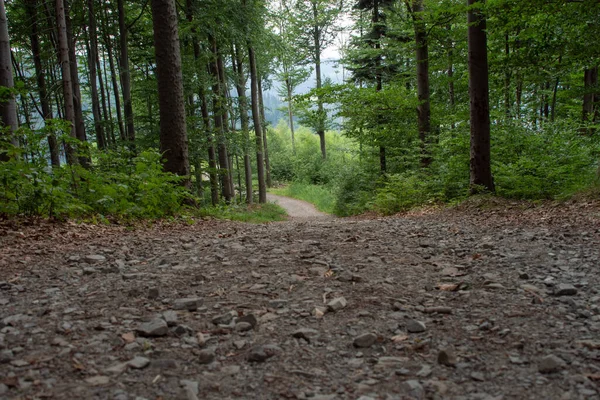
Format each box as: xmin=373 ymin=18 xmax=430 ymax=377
xmin=400 ymin=380 xmax=424 ymax=399
xmin=181 ymin=380 xmax=199 ymax=400
xmin=353 ymin=333 xmax=377 ymax=348
xmin=148 ymin=287 xmax=159 ymax=299
xmin=163 ymin=310 xmax=178 ymax=327
xmin=292 ymin=328 xmax=320 ymax=343
xmin=538 ymin=355 xmax=566 ymax=373
xmin=85 ymin=255 xmax=106 ymax=264
xmin=85 ymin=375 xmax=110 ymax=385
xmin=128 ymin=356 xmax=150 ymax=369
xmin=327 ymin=297 xmax=347 ymax=312
xmin=554 ymin=284 xmax=578 ymax=296
xmin=406 ymin=319 xmax=427 ymax=333
xmin=198 ymin=349 xmax=215 ymax=364
xmin=136 ymin=318 xmax=168 ymax=337
xmin=438 ymin=347 xmax=457 ymax=366
xmin=212 ymin=312 xmax=235 ymax=325
xmin=173 ymin=298 xmax=202 ymax=311
xmin=235 ymin=322 xmax=253 ymax=332
xmin=247 ymin=344 xmax=282 ymax=362
xmin=237 ymin=314 xmax=258 ymax=328
xmin=423 ymin=306 xmax=452 ymax=314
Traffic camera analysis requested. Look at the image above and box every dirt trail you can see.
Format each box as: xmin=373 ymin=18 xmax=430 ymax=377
xmin=1 ymin=203 xmax=600 ymax=400
xmin=267 ymin=193 xmax=330 ymax=219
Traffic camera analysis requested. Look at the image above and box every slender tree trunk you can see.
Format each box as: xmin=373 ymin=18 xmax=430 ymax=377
xmin=209 ymin=39 xmax=233 ymax=202
xmin=0 ymin=0 xmax=18 ymax=161
xmin=217 ymin=53 xmax=235 ymax=197
xmin=118 ymin=0 xmax=135 ymax=144
xmin=249 ymin=45 xmax=266 ymax=203
xmin=413 ymin=0 xmax=431 ymax=168
xmin=101 ymin=4 xmax=125 ymax=142
xmin=233 ymin=45 xmax=253 ymax=204
xmin=583 ymin=66 xmax=598 ymax=135
xmin=258 ymin=78 xmax=272 ymax=188
xmin=26 ymin=0 xmax=59 ymax=165
xmin=97 ymin=44 xmax=111 ymax=144
xmin=467 ymin=0 xmax=494 ymax=193
xmin=201 ymin=87 xmax=219 ymax=205
xmin=56 ymin=0 xmax=77 ymax=164
xmin=504 ymin=32 xmax=511 ymax=117
xmin=65 ymin=9 xmax=86 ymax=149
xmin=285 ymin=77 xmax=296 ymax=154
xmin=85 ymin=2 xmax=106 ymax=150
xmin=312 ymin=2 xmax=326 ymax=159
xmin=102 ymin=52 xmax=116 ymax=146
xmin=551 ymin=77 xmax=559 ymax=122
xmin=151 ymin=0 xmax=190 ymax=180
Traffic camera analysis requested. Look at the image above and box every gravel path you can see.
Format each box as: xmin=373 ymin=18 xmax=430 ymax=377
xmin=1 ymin=204 xmax=599 ymax=400
xmin=266 ymin=193 xmax=330 ymax=219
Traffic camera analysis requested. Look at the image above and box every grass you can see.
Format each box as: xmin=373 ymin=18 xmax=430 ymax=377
xmin=269 ymin=182 xmax=336 ymax=214
xmin=199 ymin=203 xmax=288 ymax=223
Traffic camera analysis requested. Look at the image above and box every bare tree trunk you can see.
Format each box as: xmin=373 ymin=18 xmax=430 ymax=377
xmin=150 ymin=0 xmax=190 ymax=181
xmin=65 ymin=9 xmax=86 ymax=150
xmin=249 ymin=45 xmax=266 ymax=203
xmin=26 ymin=0 xmax=59 ymax=165
xmin=233 ymin=45 xmax=253 ymax=204
xmin=258 ymin=77 xmax=272 ymax=188
xmin=285 ymin=77 xmax=296 ymax=154
xmin=200 ymin=87 xmax=219 ymax=205
xmin=209 ymin=39 xmax=232 ymax=202
xmin=85 ymin=1 xmax=106 ymax=150
xmin=583 ymin=66 xmax=598 ymax=135
xmin=447 ymin=25 xmax=456 ymax=130
xmin=413 ymin=0 xmax=431 ymax=168
xmin=56 ymin=0 xmax=77 ymax=164
xmin=0 ymin=0 xmax=18 ymax=161
xmin=217 ymin=53 xmax=235 ymax=197
xmin=504 ymin=32 xmax=511 ymax=117
xmin=467 ymin=0 xmax=494 ymax=193
xmin=101 ymin=4 xmax=125 ymax=142
xmin=118 ymin=0 xmax=135 ymax=144
xmin=312 ymin=2 xmax=326 ymax=159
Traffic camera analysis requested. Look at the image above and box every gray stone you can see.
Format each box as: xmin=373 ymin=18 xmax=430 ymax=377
xmin=268 ymin=299 xmax=289 ymax=308
xmin=400 ymin=380 xmax=424 ymax=399
xmin=181 ymin=380 xmax=199 ymax=400
xmin=173 ymin=298 xmax=202 ymax=311
xmin=416 ymin=365 xmax=433 ymax=378
xmin=137 ymin=318 xmax=168 ymax=337
xmin=148 ymin=288 xmax=159 ymax=300
xmin=247 ymin=344 xmax=282 ymax=362
xmin=105 ymin=362 xmax=128 ymax=375
xmin=237 ymin=314 xmax=258 ymax=328
xmin=353 ymin=333 xmax=377 ymax=348
xmin=233 ymin=340 xmax=246 ymax=350
xmin=423 ymin=307 xmax=452 ymax=314
xmin=85 ymin=255 xmax=106 ymax=264
xmin=212 ymin=311 xmax=236 ymax=326
xmin=163 ymin=311 xmax=178 ymax=327
xmin=128 ymin=356 xmax=150 ymax=369
xmin=85 ymin=375 xmax=110 ymax=386
xmin=292 ymin=328 xmax=320 ymax=343
xmin=327 ymin=297 xmax=347 ymax=312
xmin=406 ymin=319 xmax=427 ymax=333
xmin=221 ymin=365 xmax=241 ymax=375
xmin=0 ymin=383 xmax=7 ymax=395
xmin=538 ymin=355 xmax=565 ymax=373
xmin=375 ymin=357 xmax=406 ymax=370
xmin=198 ymin=349 xmax=215 ymax=364
xmin=151 ymin=359 xmax=178 ymax=370
xmin=235 ymin=322 xmax=253 ymax=332
xmin=554 ymin=284 xmax=578 ymax=296
xmin=438 ymin=347 xmax=457 ymax=366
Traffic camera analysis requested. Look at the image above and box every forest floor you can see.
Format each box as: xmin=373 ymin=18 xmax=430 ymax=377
xmin=1 ymin=197 xmax=600 ymax=400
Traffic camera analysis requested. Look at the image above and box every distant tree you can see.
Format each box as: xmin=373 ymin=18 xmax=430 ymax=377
xmin=0 ymin=0 xmax=18 ymax=161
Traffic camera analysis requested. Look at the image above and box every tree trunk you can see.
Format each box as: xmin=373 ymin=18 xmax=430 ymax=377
xmin=249 ymin=45 xmax=266 ymax=203
xmin=258 ymin=77 xmax=272 ymax=188
xmin=200 ymin=87 xmax=219 ymax=205
xmin=26 ymin=0 xmax=59 ymax=165
xmin=285 ymin=77 xmax=296 ymax=154
xmin=413 ymin=0 xmax=431 ymax=168
xmin=101 ymin=4 xmax=125 ymax=142
xmin=583 ymin=66 xmax=598 ymax=135
xmin=55 ymin=0 xmax=77 ymax=164
xmin=118 ymin=0 xmax=135 ymax=144
xmin=217 ymin=53 xmax=235 ymax=198
xmin=85 ymin=2 xmax=106 ymax=150
xmin=65 ymin=9 xmax=86 ymax=151
xmin=150 ymin=0 xmax=190 ymax=180
xmin=233 ymin=45 xmax=253 ymax=204
xmin=312 ymin=2 xmax=326 ymax=159
xmin=0 ymin=0 xmax=18 ymax=161
xmin=504 ymin=32 xmax=511 ymax=117
xmin=467 ymin=0 xmax=494 ymax=193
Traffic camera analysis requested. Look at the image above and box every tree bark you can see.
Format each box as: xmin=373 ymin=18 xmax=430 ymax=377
xmin=26 ymin=0 xmax=60 ymax=165
xmin=233 ymin=45 xmax=253 ymax=204
xmin=0 ymin=0 xmax=18 ymax=161
xmin=200 ymin=87 xmax=219 ymax=205
xmin=85 ymin=1 xmax=106 ymax=150
xmin=413 ymin=0 xmax=431 ymax=168
xmin=467 ymin=0 xmax=494 ymax=193
xmin=217 ymin=53 xmax=235 ymax=198
xmin=150 ymin=0 xmax=190 ymax=180
xmin=249 ymin=45 xmax=266 ymax=203
xmin=65 ymin=8 xmax=86 ymax=150
xmin=285 ymin=77 xmax=296 ymax=154
xmin=101 ymin=4 xmax=125 ymax=142
xmin=56 ymin=0 xmax=77 ymax=164
xmin=583 ymin=66 xmax=598 ymax=135
xmin=118 ymin=0 xmax=135 ymax=144
xmin=258 ymin=77 xmax=272 ymax=188
xmin=312 ymin=1 xmax=326 ymax=159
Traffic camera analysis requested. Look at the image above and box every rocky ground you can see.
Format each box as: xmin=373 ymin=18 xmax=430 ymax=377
xmin=1 ymin=198 xmax=600 ymax=400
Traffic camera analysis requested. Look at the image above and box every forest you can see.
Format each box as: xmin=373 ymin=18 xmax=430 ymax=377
xmin=0 ymin=0 xmax=599 ymax=219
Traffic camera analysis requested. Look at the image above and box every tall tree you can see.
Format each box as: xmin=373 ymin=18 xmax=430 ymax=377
xmin=55 ymin=0 xmax=77 ymax=164
xmin=233 ymin=44 xmax=253 ymax=203
xmin=86 ymin=0 xmax=106 ymax=150
xmin=150 ymin=0 xmax=190 ymax=179
xmin=249 ymin=44 xmax=267 ymax=203
xmin=0 ymin=0 xmax=18 ymax=161
xmin=292 ymin=0 xmax=345 ymax=159
xmin=467 ymin=0 xmax=494 ymax=193
xmin=118 ymin=0 xmax=135 ymax=144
